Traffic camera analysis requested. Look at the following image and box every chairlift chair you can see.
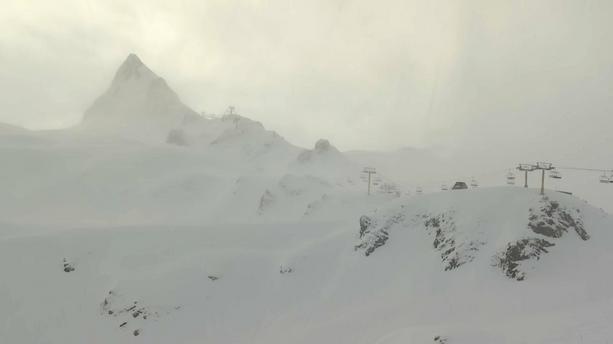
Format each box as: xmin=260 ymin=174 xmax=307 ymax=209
xmin=600 ymin=173 xmax=611 ymax=184
xmin=470 ymin=178 xmax=479 ymax=188
xmin=549 ymin=170 xmax=562 ymax=179
xmin=416 ymin=187 xmax=423 ymax=195
xmin=506 ymin=171 xmax=516 ymax=185
xmin=441 ymin=184 xmax=448 ymax=191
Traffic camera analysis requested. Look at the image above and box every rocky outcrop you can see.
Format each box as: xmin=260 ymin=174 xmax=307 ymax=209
xmin=423 ymin=212 xmax=485 ymax=271
xmin=494 ymin=238 xmax=555 ymax=281
xmin=354 ymin=214 xmax=403 ymax=256
xmin=355 ymin=192 xmax=594 ymax=281
xmin=433 ymin=335 xmax=448 ymax=343
xmin=356 ymin=211 xmax=484 ymax=270
xmin=493 ymin=197 xmax=591 ymax=281
xmin=258 ymin=190 xmax=275 ymax=214
xmin=528 ymin=197 xmax=589 ymax=240
xmin=100 ymin=289 xmax=180 ymax=337
xmin=62 ymin=258 xmax=75 ymax=273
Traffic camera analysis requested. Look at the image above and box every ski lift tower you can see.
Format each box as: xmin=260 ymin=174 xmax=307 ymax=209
xmin=362 ymin=167 xmax=377 ymax=196
xmin=535 ymin=162 xmax=554 ymax=195
xmin=224 ymin=106 xmax=240 ymax=128
xmin=517 ymin=163 xmax=537 ymax=188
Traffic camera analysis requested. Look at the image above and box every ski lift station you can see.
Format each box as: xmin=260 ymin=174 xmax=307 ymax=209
xmin=452 ymin=181 xmax=468 ymax=190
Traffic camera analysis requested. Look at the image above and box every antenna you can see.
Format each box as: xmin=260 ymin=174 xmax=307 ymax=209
xmin=225 ymin=106 xmax=239 ymax=128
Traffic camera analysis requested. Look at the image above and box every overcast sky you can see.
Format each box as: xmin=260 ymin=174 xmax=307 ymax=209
xmin=1 ymin=0 xmax=612 ymax=157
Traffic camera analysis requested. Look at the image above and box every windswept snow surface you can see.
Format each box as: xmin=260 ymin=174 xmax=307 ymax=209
xmin=0 ymin=128 xmax=374 ymax=226
xmin=2 ymin=188 xmax=613 ymax=343
xmin=2 ymin=55 xmax=613 ymax=343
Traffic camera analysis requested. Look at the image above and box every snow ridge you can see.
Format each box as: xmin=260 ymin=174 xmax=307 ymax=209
xmin=355 ymin=188 xmax=598 ymax=280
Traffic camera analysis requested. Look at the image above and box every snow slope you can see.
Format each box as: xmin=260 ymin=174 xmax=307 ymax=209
xmin=2 ymin=188 xmax=613 ymax=343
xmin=2 ymin=54 xmax=613 ymax=343
xmin=0 ymin=133 xmax=372 ymax=226
xmin=0 ymin=55 xmax=364 ymax=226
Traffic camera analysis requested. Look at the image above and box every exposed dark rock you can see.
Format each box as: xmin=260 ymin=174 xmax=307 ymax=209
xmin=133 ymin=329 xmax=140 ymax=336
xmin=279 ymin=265 xmax=294 ymax=274
xmin=528 ymin=198 xmax=589 ymax=240
xmin=62 ymin=258 xmax=75 ymax=273
xmin=424 ymin=212 xmax=484 ymax=271
xmin=356 ymin=210 xmax=485 ymax=265
xmin=258 ymin=190 xmax=275 ymax=214
xmin=359 ymin=215 xmax=373 ymax=238
xmin=363 ymin=230 xmax=388 ymax=257
xmin=354 ymin=213 xmax=403 ymax=256
xmin=494 ymin=198 xmax=591 ymax=281
xmin=434 ymin=335 xmax=448 ymax=343
xmin=495 ymin=238 xmax=555 ymax=281
xmin=100 ymin=290 xmax=178 ymax=334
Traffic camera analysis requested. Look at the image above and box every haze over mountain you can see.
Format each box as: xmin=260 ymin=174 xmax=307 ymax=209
xmin=79 ymin=54 xmax=200 ymax=140
xmin=0 ymin=54 xmax=371 ymax=226
xmin=2 ymin=53 xmax=613 ymax=344
xmin=1 ymin=54 xmax=612 ymax=213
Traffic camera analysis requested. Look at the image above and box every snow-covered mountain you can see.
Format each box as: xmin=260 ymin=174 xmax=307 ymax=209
xmin=80 ymin=54 xmax=200 ymax=141
xmin=2 ymin=54 xmax=613 ymax=343
xmin=78 ymin=53 xmax=300 ymax=159
xmin=0 ymin=56 xmax=364 ymax=226
xmin=2 ymin=187 xmax=613 ymax=343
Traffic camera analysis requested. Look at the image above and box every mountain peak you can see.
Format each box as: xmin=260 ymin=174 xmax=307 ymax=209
xmin=126 ymin=53 xmax=142 ymax=64
xmin=111 ymin=53 xmax=155 ymax=86
xmin=80 ymin=53 xmax=200 ymax=138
